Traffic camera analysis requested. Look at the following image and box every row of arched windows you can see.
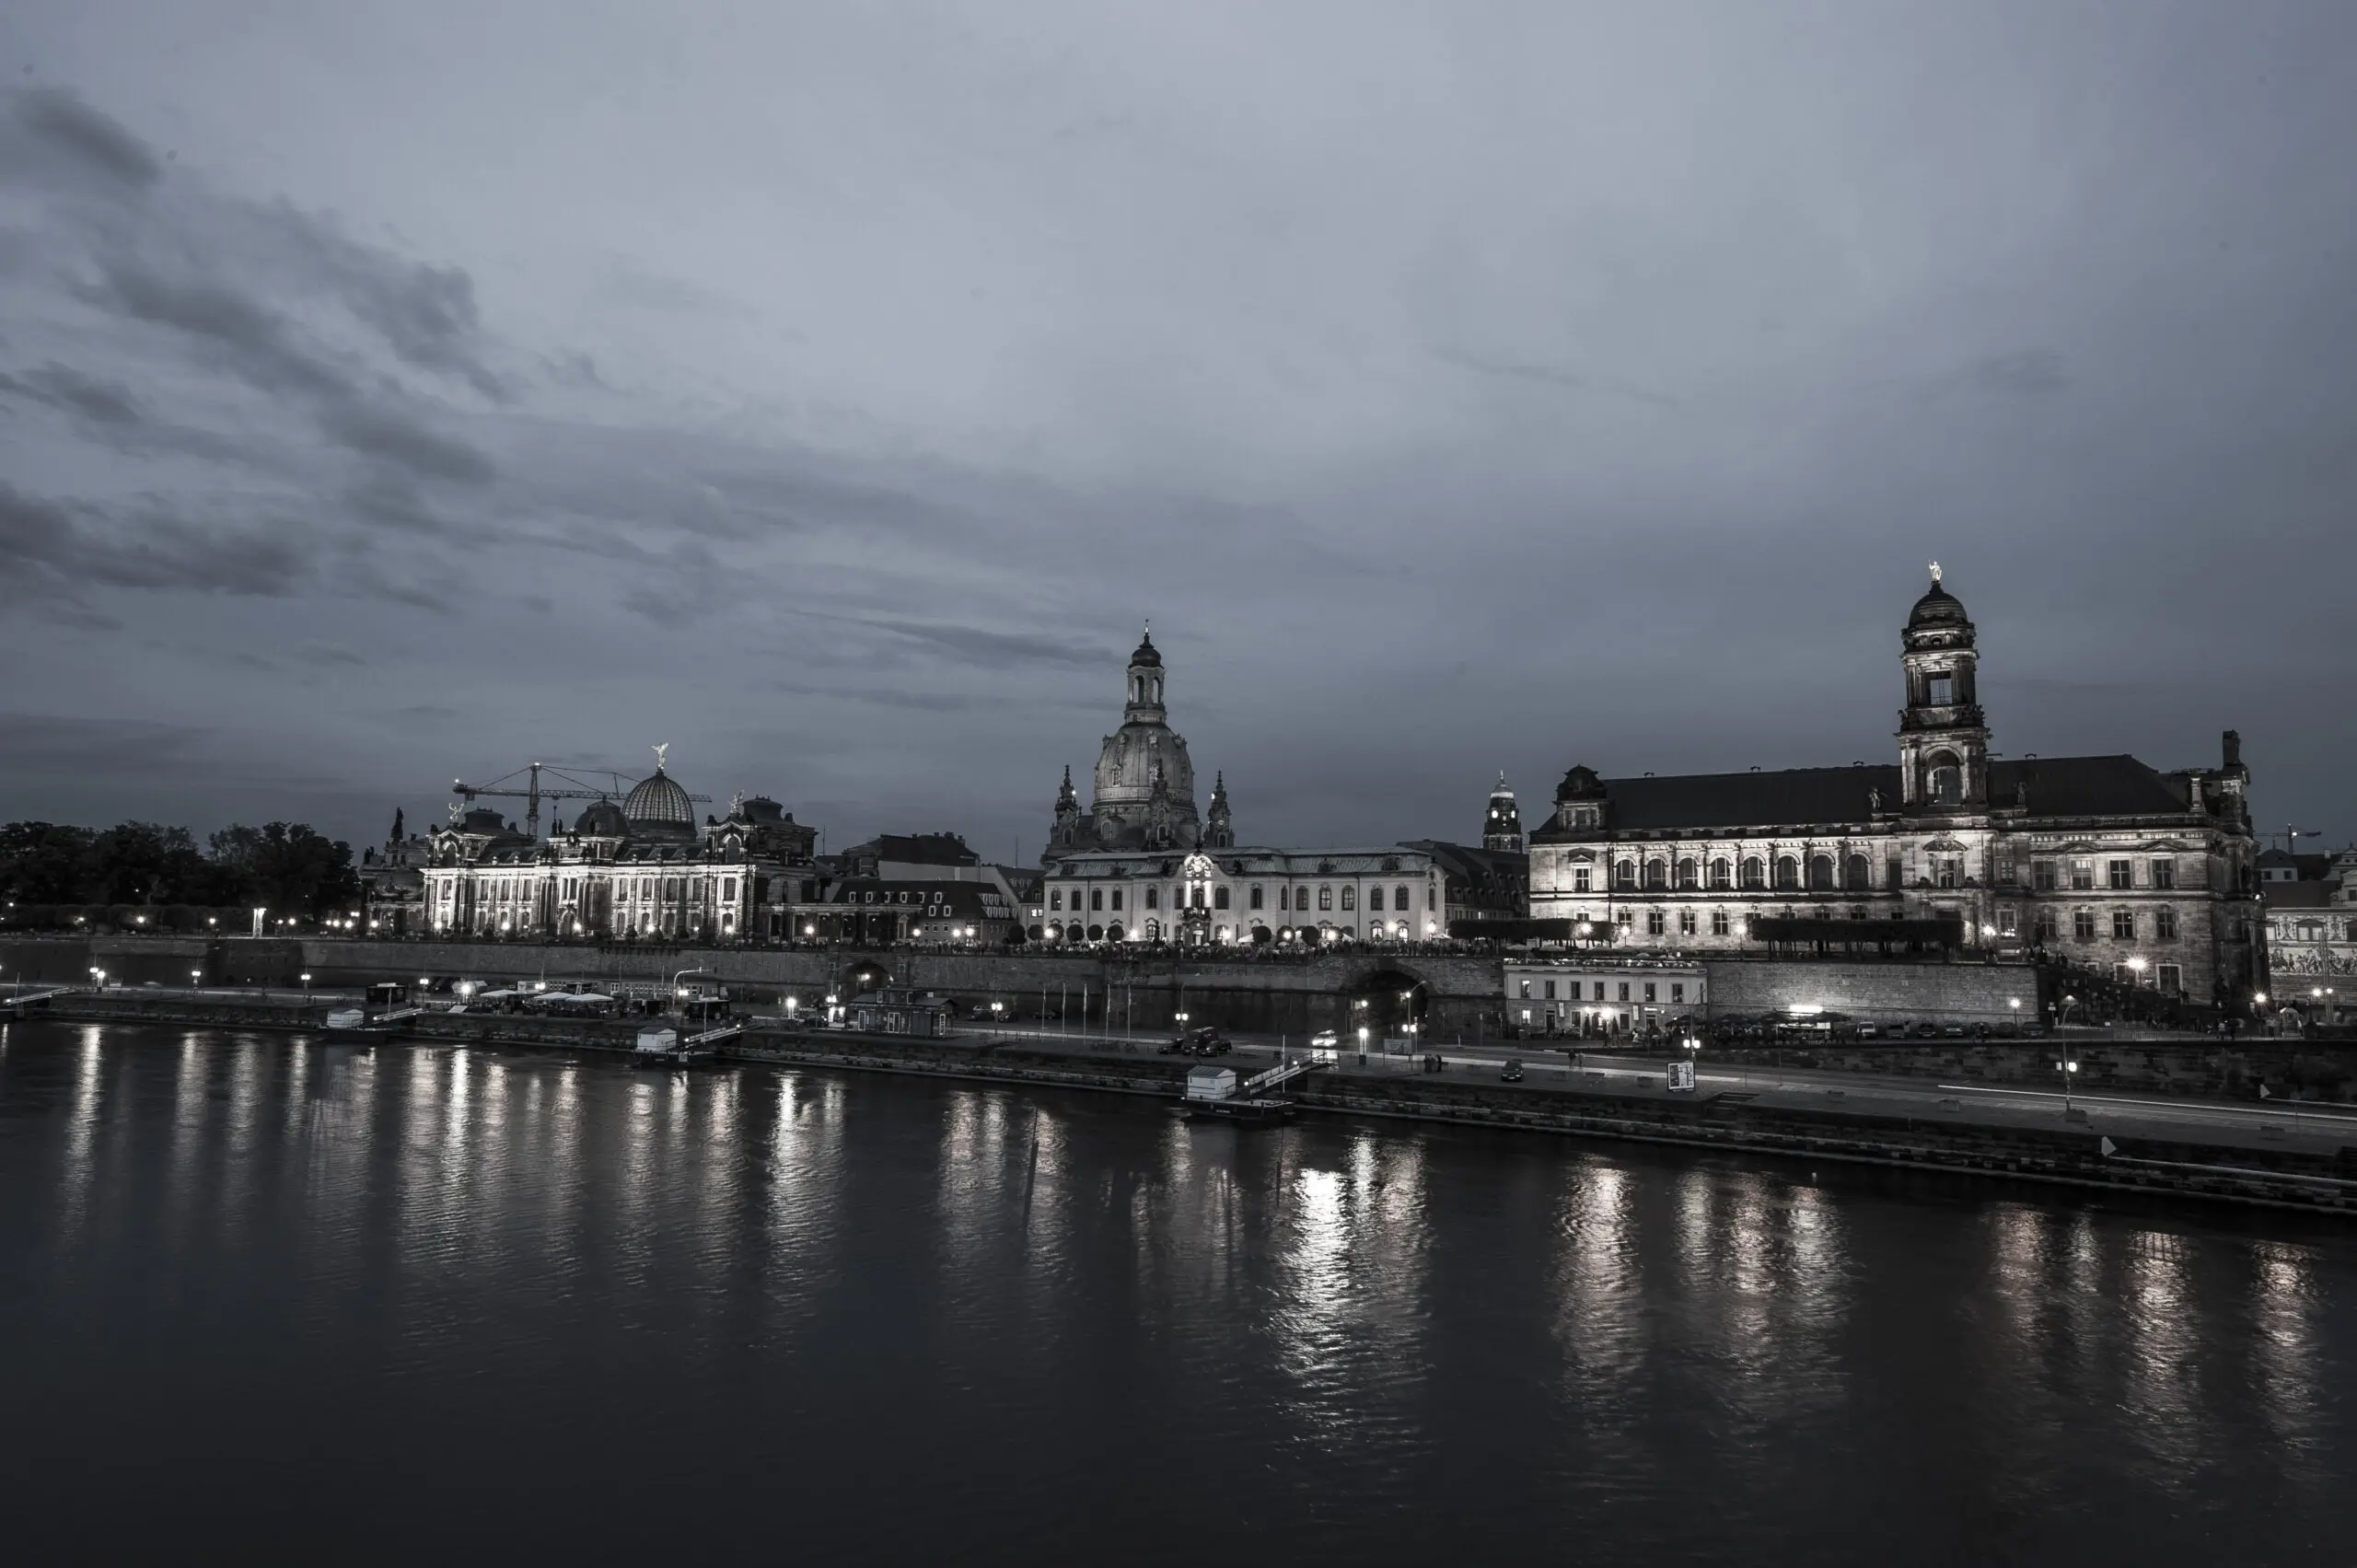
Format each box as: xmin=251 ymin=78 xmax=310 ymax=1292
xmin=1612 ymin=853 xmax=1887 ymax=893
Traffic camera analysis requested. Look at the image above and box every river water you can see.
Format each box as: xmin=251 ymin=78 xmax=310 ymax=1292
xmin=1 ymin=1021 xmax=2351 ymax=1564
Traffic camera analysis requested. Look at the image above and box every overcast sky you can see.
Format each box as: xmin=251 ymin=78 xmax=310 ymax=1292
xmin=2 ymin=2 xmax=2352 ymax=861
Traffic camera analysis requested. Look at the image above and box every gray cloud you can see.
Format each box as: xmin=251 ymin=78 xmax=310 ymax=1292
xmin=0 ymin=482 xmax=314 ymax=598
xmin=0 ymin=9 xmax=2351 ymax=854
xmin=3 ymin=87 xmax=161 ymax=190
xmin=0 ymin=362 xmax=144 ymax=424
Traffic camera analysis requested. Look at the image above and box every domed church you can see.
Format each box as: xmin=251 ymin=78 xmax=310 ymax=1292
xmin=1045 ymin=626 xmax=1214 ymax=857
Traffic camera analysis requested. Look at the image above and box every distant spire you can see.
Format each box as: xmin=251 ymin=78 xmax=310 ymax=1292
xmin=391 ymin=806 xmax=404 ymax=841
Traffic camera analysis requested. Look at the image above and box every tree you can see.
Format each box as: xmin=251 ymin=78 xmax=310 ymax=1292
xmin=209 ymin=821 xmax=362 ymax=919
xmin=0 ymin=822 xmax=96 ymax=903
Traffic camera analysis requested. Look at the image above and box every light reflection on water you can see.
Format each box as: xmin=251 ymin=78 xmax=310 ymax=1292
xmin=1 ymin=1021 xmax=2354 ymax=1565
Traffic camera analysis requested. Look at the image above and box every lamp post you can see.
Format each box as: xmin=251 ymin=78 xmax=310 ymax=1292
xmin=301 ymin=972 xmax=312 ymax=999
xmin=2057 ymin=1055 xmax=2079 ymax=1116
xmin=190 ymin=968 xmax=203 ymax=993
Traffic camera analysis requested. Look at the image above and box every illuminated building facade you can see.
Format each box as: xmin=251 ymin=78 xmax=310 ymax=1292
xmin=1527 ymin=572 xmax=2265 ymax=1005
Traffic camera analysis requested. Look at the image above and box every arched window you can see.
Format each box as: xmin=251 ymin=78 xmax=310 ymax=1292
xmin=1845 ymin=853 xmax=1872 ymax=889
xmin=1709 ymin=858 xmax=1732 ymax=890
xmin=1213 ymin=885 xmax=1230 ymax=910
xmin=1924 ymin=749 xmax=1962 ymax=806
xmin=1643 ymin=859 xmax=1667 ymax=890
xmin=1808 ymin=854 xmax=1834 ymax=890
xmin=1773 ymin=854 xmax=1799 ymax=889
xmin=1341 ymin=886 xmax=1356 ymax=911
xmin=1676 ymin=858 xmax=1699 ymax=889
xmin=1395 ymin=885 xmax=1410 ymax=911
xmin=1368 ymin=886 xmax=1385 ymax=912
xmin=1739 ymin=856 xmax=1765 ymax=890
xmin=1613 ymin=859 xmax=1637 ymax=889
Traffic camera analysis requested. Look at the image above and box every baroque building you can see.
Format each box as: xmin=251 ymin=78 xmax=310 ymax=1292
xmin=1037 ymin=627 xmax=1441 ymax=944
xmin=1527 ymin=571 xmax=2265 ymax=1005
xmin=1046 ymin=627 xmax=1202 ymax=855
xmin=422 ymin=749 xmax=817 ymax=941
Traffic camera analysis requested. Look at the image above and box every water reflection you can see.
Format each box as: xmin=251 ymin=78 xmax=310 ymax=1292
xmin=6 ymin=1023 xmax=2357 ymax=1567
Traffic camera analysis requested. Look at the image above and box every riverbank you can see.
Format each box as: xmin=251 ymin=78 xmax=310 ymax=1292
xmin=16 ymin=992 xmax=2351 ymax=1216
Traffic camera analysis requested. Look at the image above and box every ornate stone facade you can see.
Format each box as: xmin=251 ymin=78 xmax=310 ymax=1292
xmin=1035 ymin=846 xmax=1443 ymax=947
xmin=421 ymin=752 xmax=816 ymax=941
xmin=1527 ymin=573 xmax=2266 ymax=1005
xmin=1046 ymin=628 xmax=1204 ymax=856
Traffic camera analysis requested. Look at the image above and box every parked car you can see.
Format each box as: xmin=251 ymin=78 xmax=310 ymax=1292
xmin=1501 ymin=1059 xmax=1526 ymax=1083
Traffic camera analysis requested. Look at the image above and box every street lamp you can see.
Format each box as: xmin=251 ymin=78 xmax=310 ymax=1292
xmin=2057 ymin=1056 xmax=2079 ymax=1116
xmin=300 ymin=972 xmax=312 ymax=997
xmin=190 ymin=968 xmax=203 ymax=992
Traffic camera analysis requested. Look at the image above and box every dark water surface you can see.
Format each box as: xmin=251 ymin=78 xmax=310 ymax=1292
xmin=3 ymin=1021 xmax=2352 ymax=1564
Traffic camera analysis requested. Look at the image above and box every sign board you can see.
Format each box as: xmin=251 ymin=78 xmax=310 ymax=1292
xmin=1667 ymin=1059 xmax=1697 ymax=1093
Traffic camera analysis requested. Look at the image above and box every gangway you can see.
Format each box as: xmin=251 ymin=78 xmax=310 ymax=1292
xmin=1240 ymin=1057 xmax=1319 ymax=1095
xmin=4 ymin=988 xmax=66 ymax=1012
xmin=685 ymin=1023 xmax=742 ymax=1048
xmin=371 ymin=1007 xmax=424 ymax=1025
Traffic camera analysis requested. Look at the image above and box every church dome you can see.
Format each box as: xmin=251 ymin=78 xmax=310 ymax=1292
xmin=622 ymin=768 xmax=694 ymax=830
xmin=1908 ymin=579 xmax=1968 ymax=629
xmin=575 ymin=799 xmax=629 ymax=837
xmin=1128 ymin=628 xmax=1161 ymax=668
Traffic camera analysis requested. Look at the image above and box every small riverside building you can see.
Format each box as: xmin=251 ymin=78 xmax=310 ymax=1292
xmin=1504 ymin=958 xmax=1706 ymax=1035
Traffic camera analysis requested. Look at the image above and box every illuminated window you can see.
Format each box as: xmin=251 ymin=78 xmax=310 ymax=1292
xmin=2071 ymin=860 xmax=2095 ymax=890
xmin=1341 ymin=887 xmax=1356 ymax=912
xmin=1318 ymin=886 xmax=1334 ymax=911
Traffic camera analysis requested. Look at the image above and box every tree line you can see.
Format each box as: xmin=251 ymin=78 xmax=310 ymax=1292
xmin=0 ymin=819 xmax=363 ymax=925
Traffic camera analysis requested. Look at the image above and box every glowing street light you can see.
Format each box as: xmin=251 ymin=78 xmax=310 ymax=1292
xmin=300 ymin=972 xmax=313 ymax=996
xmin=2057 ymin=1056 xmax=2080 ymax=1116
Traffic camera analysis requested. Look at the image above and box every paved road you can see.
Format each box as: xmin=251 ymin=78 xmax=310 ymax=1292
xmin=983 ymin=1023 xmax=2357 ymax=1160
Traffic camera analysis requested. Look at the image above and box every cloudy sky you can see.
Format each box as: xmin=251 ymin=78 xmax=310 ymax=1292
xmin=2 ymin=2 xmax=2352 ymax=859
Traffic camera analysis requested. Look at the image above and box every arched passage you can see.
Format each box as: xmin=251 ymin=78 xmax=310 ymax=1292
xmin=1345 ymin=966 xmax=1434 ymax=1043
xmin=837 ymin=959 xmax=893 ymax=996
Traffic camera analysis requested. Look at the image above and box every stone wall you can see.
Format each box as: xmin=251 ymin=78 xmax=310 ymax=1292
xmin=9 ymin=934 xmax=1508 ymax=1041
xmin=1702 ymin=958 xmax=2041 ymax=1026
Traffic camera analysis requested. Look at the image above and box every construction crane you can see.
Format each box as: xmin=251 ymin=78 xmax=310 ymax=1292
xmin=449 ymin=761 xmax=713 ymax=840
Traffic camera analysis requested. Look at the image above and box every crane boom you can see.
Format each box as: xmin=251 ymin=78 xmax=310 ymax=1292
xmin=450 ymin=761 xmax=712 ymax=839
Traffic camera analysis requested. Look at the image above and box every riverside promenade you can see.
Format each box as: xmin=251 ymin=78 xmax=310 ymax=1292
xmin=11 ymin=984 xmax=2353 ymax=1217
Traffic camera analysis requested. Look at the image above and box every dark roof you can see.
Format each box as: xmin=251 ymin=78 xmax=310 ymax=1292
xmin=1399 ymin=840 xmax=1526 ymax=885
xmin=2264 ymin=882 xmax=2335 ymax=911
xmin=842 ymin=832 xmax=980 ymax=867
xmin=2256 ymin=849 xmax=2332 ymax=878
xmin=1530 ymin=755 xmax=2192 ymax=836
xmin=1129 ymin=628 xmax=1161 ymax=668
xmin=1908 ymin=581 xmax=1969 ymax=629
